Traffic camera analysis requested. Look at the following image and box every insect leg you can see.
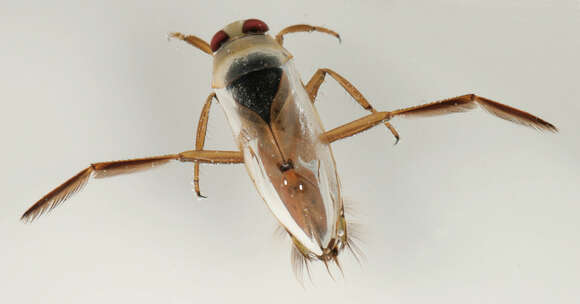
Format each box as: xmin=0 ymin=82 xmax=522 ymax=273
xmin=21 ymin=150 xmax=243 ymax=222
xmin=305 ymin=68 xmax=400 ymax=144
xmin=193 ymin=93 xmax=217 ymax=198
xmin=322 ymin=94 xmax=557 ymax=143
xmin=322 ymin=112 xmax=392 ymax=143
xmin=388 ymin=94 xmax=557 ymax=131
xmin=169 ymin=32 xmax=213 ymax=55
xmin=275 ymin=24 xmax=341 ymax=45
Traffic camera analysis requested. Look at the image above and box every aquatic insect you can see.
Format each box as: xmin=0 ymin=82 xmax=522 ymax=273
xmin=22 ymin=19 xmax=557 ymax=276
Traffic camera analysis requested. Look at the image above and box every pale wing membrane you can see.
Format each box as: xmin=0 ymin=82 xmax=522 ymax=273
xmin=392 ymin=94 xmax=558 ymax=132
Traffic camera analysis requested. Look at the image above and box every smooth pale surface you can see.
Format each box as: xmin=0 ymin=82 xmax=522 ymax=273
xmin=1 ymin=1 xmax=579 ymax=303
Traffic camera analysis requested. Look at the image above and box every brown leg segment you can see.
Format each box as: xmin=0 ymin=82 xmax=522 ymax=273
xmin=276 ymin=24 xmax=341 ymax=45
xmin=306 ymin=68 xmax=401 ymax=144
xmin=322 ymin=94 xmax=557 ymax=143
xmin=322 ymin=112 xmax=392 ymax=143
xmin=389 ymin=94 xmax=557 ymax=131
xmin=193 ymin=93 xmax=217 ymax=198
xmin=169 ymin=32 xmax=213 ymax=56
xmin=21 ymin=150 xmax=243 ymax=222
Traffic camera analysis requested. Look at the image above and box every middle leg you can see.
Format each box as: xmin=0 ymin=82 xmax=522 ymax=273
xmin=305 ymin=68 xmax=401 ymax=144
xmin=193 ymin=93 xmax=218 ymax=198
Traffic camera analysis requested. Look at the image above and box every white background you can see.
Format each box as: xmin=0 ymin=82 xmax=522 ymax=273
xmin=1 ymin=1 xmax=579 ymax=303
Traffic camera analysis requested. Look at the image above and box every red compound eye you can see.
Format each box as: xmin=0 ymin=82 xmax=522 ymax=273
xmin=210 ymin=30 xmax=229 ymax=52
xmin=242 ymin=19 xmax=269 ymax=34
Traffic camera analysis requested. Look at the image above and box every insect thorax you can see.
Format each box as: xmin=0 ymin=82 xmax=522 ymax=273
xmin=226 ymin=53 xmax=283 ymax=123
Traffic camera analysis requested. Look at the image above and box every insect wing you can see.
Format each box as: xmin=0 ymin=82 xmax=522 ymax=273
xmin=215 ymin=60 xmax=343 ymax=256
